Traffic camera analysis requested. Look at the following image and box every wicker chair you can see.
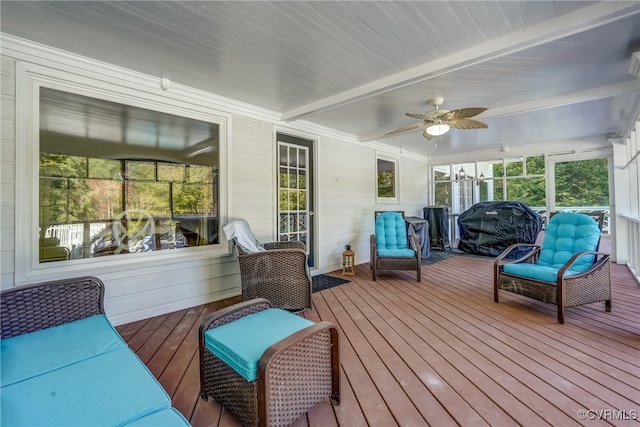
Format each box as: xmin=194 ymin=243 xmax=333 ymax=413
xmin=494 ymin=212 xmax=611 ymax=324
xmin=223 ymin=219 xmax=312 ymax=312
xmin=370 ymin=211 xmax=421 ymax=282
xmin=199 ymin=298 xmax=340 ymax=427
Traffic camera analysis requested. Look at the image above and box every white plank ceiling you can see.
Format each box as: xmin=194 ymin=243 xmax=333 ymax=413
xmin=2 ymin=1 xmax=640 ymax=158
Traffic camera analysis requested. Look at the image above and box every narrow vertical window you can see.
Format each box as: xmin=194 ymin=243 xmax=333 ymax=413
xmin=377 ymin=157 xmax=397 ymax=200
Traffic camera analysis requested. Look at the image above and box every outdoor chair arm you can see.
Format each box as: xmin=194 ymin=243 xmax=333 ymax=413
xmin=494 ymin=243 xmax=540 ymax=266
xmin=263 ymin=241 xmax=305 ymax=251
xmin=557 ymin=251 xmax=610 ymax=282
xmin=199 ymin=298 xmax=272 ymax=335
xmin=259 ymin=321 xmax=341 ymax=411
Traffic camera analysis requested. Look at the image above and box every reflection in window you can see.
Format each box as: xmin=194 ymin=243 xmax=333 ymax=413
xmin=39 ymin=88 xmax=220 ymax=263
xmin=377 ymin=157 xmax=397 ymax=199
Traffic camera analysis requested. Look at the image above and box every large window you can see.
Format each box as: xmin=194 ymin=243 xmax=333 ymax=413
xmin=433 ymin=156 xmax=546 ymax=213
xmin=38 ymin=88 xmax=221 ymax=263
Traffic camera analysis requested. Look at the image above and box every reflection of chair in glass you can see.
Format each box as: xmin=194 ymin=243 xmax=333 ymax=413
xmin=223 ymin=219 xmax=312 ymax=312
xmin=91 ymin=209 xmax=156 ymax=256
xmin=494 ymin=212 xmax=611 ymax=324
xmin=39 ymin=237 xmax=70 ymax=262
xmin=199 ymin=298 xmax=340 ymax=427
xmin=370 ymin=211 xmax=421 ymax=282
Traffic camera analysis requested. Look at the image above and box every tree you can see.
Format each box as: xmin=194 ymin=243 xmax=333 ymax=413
xmin=555 ymin=159 xmax=608 ymax=206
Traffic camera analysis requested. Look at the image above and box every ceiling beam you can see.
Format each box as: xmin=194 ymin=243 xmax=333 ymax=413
xmin=480 ymin=80 xmax=640 ymax=119
xmin=281 ymin=2 xmax=640 ymax=123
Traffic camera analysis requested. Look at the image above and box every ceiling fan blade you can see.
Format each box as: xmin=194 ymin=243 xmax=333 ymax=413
xmin=441 ymin=107 xmax=488 ymax=121
xmin=448 ymin=118 xmax=488 ymax=130
xmin=385 ymin=122 xmax=427 ymax=135
xmin=421 ymin=130 xmax=435 ymax=140
xmin=405 ymin=112 xmax=438 ymax=120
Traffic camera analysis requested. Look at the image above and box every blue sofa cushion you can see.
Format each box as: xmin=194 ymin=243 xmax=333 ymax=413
xmin=204 ymin=308 xmax=314 ymax=382
xmin=121 ymin=408 xmax=190 ymax=426
xmin=537 ymin=212 xmax=600 ymax=272
xmin=1 ymin=314 xmax=126 ymax=387
xmin=503 ymin=263 xmax=583 ymax=283
xmin=1 ymin=348 xmax=171 ymax=426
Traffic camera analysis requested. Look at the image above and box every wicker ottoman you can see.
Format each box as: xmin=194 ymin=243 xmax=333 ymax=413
xmin=199 ymin=298 xmax=340 ymax=427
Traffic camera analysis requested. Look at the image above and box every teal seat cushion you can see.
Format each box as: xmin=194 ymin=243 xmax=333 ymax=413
xmin=503 ymin=263 xmax=583 ymax=283
xmin=121 ymin=408 xmax=191 ymax=426
xmin=378 ymin=248 xmax=415 ymax=257
xmin=1 ymin=348 xmax=171 ymax=426
xmin=204 ymin=308 xmax=314 ymax=382
xmin=1 ymin=314 xmax=126 ymax=387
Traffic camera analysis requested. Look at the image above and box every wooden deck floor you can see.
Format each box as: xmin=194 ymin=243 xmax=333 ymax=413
xmin=117 ymin=253 xmax=640 ymax=427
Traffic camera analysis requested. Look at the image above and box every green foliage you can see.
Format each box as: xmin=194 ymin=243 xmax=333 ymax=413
xmin=505 ymin=159 xmax=523 ymax=177
xmin=526 ymin=156 xmax=545 ymax=175
xmin=377 ymin=171 xmax=395 ymax=198
xmin=279 ymin=171 xmax=307 ymax=211
xmin=40 ymin=154 xmax=216 ymax=228
xmin=506 ymin=177 xmax=546 ymax=207
xmin=555 ymin=159 xmax=608 ymax=206
xmin=434 ymin=181 xmax=450 ymax=206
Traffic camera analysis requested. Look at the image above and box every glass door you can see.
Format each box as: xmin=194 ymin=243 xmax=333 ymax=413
xmin=277 ymin=133 xmax=315 ymax=267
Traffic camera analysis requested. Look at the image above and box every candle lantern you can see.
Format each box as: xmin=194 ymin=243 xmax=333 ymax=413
xmin=342 ymin=244 xmax=356 ymax=276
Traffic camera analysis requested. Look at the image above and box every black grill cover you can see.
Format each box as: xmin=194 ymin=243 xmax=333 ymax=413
xmin=423 ymin=207 xmax=450 ymax=251
xmin=457 ymin=201 xmax=542 ymax=257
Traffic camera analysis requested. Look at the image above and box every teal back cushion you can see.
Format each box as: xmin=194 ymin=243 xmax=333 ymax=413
xmin=537 ymin=212 xmax=600 ymax=272
xmin=375 ymin=212 xmax=408 ymax=250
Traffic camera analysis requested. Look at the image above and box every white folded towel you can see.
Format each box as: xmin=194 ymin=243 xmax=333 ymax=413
xmin=222 ymin=219 xmax=265 ymax=253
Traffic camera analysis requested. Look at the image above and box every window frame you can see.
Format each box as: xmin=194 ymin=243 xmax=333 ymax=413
xmin=376 ymin=154 xmax=399 ymax=202
xmin=15 ymin=62 xmax=230 ymax=282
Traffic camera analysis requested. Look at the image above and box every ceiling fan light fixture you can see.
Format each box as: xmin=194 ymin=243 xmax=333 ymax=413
xmin=426 ymin=123 xmax=450 ymax=136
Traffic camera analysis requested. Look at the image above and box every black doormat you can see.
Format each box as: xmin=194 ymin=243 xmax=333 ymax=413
xmin=312 ymin=274 xmax=350 ymax=293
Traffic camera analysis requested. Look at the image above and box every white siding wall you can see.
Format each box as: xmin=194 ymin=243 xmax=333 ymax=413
xmin=0 ymin=56 xmax=16 ymax=290
xmin=230 ymin=116 xmax=277 ymax=240
xmin=0 ymin=43 xmax=429 ymax=325
xmin=316 ymin=136 xmax=428 ymax=272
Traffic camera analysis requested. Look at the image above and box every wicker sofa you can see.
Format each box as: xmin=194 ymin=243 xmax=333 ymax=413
xmin=0 ymin=276 xmax=190 ymax=427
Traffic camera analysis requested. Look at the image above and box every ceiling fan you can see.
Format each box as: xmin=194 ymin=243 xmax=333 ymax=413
xmin=386 ymin=97 xmax=488 ymax=140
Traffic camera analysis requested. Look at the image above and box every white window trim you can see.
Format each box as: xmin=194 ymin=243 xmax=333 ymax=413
xmin=15 ymin=60 xmax=231 ymax=283
xmin=376 ymin=153 xmax=399 ymax=203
